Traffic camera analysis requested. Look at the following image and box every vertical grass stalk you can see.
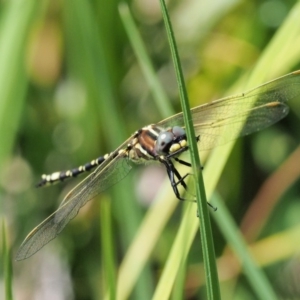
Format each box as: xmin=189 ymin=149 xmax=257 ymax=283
xmin=158 ymin=1 xmax=220 ymax=299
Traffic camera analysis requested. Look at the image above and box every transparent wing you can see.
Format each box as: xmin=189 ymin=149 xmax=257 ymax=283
xmin=16 ymin=155 xmax=132 ymax=260
xmin=159 ymin=70 xmax=300 ymax=150
xmin=17 ymin=70 xmax=300 ymax=260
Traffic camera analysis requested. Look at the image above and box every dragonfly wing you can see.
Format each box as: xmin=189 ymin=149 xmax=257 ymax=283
xmin=192 ymin=101 xmax=288 ymax=150
xmin=16 ymin=156 xmax=132 ymax=260
xmin=158 ymin=70 xmax=300 ymax=150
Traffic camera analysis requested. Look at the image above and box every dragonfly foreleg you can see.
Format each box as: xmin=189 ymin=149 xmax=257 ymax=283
xmin=159 ymin=158 xmax=185 ymax=200
xmin=174 ymin=157 xmax=191 ymax=167
xmin=174 ymin=157 xmax=204 ymax=170
xmin=159 ymin=157 xmax=196 ymax=201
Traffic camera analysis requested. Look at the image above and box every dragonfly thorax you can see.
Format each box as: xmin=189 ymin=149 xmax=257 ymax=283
xmin=127 ymin=125 xmax=187 ymax=164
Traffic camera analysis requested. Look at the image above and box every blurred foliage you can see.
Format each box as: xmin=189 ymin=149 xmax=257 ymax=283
xmin=0 ymin=0 xmax=300 ymax=299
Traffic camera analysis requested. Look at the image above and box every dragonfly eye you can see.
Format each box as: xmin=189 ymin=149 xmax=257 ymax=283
xmin=171 ymin=126 xmax=186 ymax=138
xmin=155 ymin=127 xmax=186 ymax=155
xmin=155 ymin=131 xmax=174 ymax=154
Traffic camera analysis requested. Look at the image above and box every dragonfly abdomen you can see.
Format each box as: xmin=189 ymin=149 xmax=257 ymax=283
xmin=36 ymin=155 xmax=108 ymax=187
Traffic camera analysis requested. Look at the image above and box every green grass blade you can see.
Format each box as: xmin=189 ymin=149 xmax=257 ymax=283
xmin=211 ymin=193 xmax=278 ymax=299
xmin=101 ymin=198 xmax=116 ymax=300
xmin=200 ymin=2 xmax=300 ymax=299
xmin=118 ymin=2 xmax=174 ymax=118
xmin=62 ymin=1 xmax=152 ymax=298
xmin=157 ymin=1 xmax=220 ymax=299
xmin=2 ymin=220 xmax=13 ymax=300
xmin=171 ymin=258 xmax=186 ymax=300
xmin=105 ymin=183 xmax=178 ymax=300
xmin=152 ymin=203 xmax=199 ymax=300
xmin=0 ymin=1 xmax=40 ymax=298
xmin=0 ymin=0 xmax=38 ymax=169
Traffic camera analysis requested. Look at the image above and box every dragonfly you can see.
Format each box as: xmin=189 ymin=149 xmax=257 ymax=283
xmin=16 ymin=70 xmax=300 ymax=260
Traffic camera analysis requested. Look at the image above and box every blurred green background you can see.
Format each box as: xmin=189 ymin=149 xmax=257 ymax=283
xmin=1 ymin=0 xmax=300 ymax=299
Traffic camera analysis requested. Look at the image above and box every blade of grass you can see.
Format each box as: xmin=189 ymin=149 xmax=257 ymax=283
xmin=101 ymin=198 xmax=116 ymax=300
xmin=0 ymin=0 xmax=38 ymax=183
xmin=157 ymin=1 xmax=220 ymax=299
xmin=171 ymin=257 xmax=187 ymax=300
xmin=118 ymin=2 xmax=174 ymax=118
xmin=2 ymin=220 xmax=13 ymax=300
xmin=187 ymin=2 xmax=300 ymax=298
xmin=153 ymin=202 xmax=199 ymax=300
xmin=211 ymin=193 xmax=278 ymax=299
xmin=106 ymin=177 xmax=178 ymax=300
xmin=63 ymin=1 xmax=152 ymax=298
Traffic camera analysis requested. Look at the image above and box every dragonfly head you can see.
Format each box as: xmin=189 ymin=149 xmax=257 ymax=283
xmin=155 ymin=126 xmax=187 ymax=155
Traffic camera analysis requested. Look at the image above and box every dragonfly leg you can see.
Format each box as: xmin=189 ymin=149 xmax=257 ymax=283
xmin=159 ymin=158 xmax=187 ymax=201
xmin=159 ymin=157 xmax=217 ymax=210
xmin=174 ymin=157 xmax=203 ymax=170
xmin=159 ymin=157 xmax=202 ymax=202
xmin=175 ymin=167 xmax=217 ymax=210
xmin=174 ymin=157 xmax=191 ymax=167
xmin=196 ymin=201 xmax=218 ymax=216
